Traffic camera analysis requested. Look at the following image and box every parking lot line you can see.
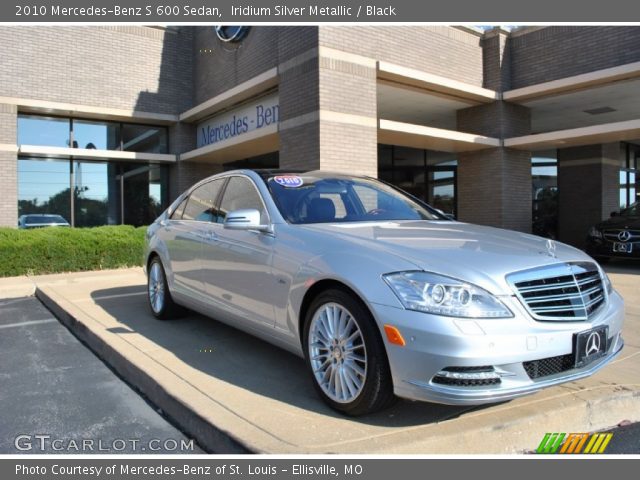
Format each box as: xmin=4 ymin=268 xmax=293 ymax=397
xmin=0 ymin=318 xmax=57 ymax=330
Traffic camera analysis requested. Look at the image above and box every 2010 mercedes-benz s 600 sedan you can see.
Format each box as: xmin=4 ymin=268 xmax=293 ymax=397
xmin=144 ymin=170 xmax=625 ymax=416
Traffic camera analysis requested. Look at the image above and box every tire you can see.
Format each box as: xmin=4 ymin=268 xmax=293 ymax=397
xmin=303 ymin=288 xmax=395 ymax=416
xmin=147 ymin=256 xmax=183 ymax=320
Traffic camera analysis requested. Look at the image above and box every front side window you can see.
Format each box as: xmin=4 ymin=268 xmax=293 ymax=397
xmin=218 ymin=177 xmax=268 ymax=223
xmin=266 ymin=175 xmax=443 ymax=224
xmin=182 ymin=179 xmax=225 ymax=223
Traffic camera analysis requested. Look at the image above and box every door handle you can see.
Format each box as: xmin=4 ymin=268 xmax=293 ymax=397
xmin=196 ymin=229 xmax=217 ymax=241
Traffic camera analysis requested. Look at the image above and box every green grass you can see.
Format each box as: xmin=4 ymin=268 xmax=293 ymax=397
xmin=0 ymin=225 xmax=147 ymax=277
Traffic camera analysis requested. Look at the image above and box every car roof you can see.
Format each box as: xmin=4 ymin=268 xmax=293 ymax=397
xmin=252 ymin=169 xmax=370 ymax=180
xmin=178 ymin=169 xmax=375 ymax=203
xmin=23 ymin=214 xmax=64 ymax=218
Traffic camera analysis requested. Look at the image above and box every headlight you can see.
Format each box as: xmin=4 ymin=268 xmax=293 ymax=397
xmin=589 ymin=227 xmax=603 ymax=239
xmin=383 ymin=271 xmax=513 ymax=318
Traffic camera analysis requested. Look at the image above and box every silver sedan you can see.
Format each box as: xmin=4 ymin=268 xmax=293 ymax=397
xmin=145 ymin=170 xmax=625 ymax=415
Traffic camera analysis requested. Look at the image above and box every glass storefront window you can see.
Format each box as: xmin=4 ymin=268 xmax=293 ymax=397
xmin=17 ymin=114 xmax=168 ymax=154
xmin=531 ymin=151 xmax=558 ymax=239
xmin=378 ymin=145 xmax=457 ymax=217
xmin=18 ymin=157 xmax=168 ymax=227
xmin=18 ymin=158 xmax=71 ymax=224
xmin=119 ymin=164 xmax=169 ymax=226
xmin=73 ymin=161 xmax=110 ymax=227
xmin=620 ymin=143 xmax=640 ymax=209
xmin=17 ymin=115 xmax=70 ymax=148
xmin=121 ymin=123 xmax=168 ymax=153
xmin=73 ymin=120 xmax=120 ymax=150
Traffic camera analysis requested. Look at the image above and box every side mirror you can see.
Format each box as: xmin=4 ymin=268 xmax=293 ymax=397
xmin=610 ymin=211 xmax=618 ymax=217
xmin=223 ymin=209 xmax=271 ymax=233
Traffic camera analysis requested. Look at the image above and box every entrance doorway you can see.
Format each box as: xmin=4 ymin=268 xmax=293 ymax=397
xmin=115 ymin=165 xmax=168 ymax=226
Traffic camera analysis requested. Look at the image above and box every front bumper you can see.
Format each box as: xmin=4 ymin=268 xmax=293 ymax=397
xmin=370 ymin=290 xmax=625 ymax=405
xmin=586 ymin=237 xmax=640 ymax=259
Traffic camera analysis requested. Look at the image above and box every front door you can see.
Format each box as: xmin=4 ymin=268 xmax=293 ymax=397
xmin=200 ymin=176 xmax=277 ymax=327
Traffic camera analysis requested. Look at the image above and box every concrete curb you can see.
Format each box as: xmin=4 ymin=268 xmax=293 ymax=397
xmin=0 ymin=276 xmax=35 ymax=300
xmin=36 ymin=287 xmax=252 ymax=454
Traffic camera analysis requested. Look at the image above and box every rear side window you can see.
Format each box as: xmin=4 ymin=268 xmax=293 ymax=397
xmin=182 ymin=179 xmax=225 ymax=222
xmin=219 ymin=176 xmax=268 ymax=224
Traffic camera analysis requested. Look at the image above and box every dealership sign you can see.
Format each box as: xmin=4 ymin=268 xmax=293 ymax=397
xmin=197 ymin=93 xmax=279 ymax=148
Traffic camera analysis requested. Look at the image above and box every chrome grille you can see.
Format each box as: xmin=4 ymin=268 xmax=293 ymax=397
xmin=603 ymin=229 xmax=640 ymax=242
xmin=508 ymin=263 xmax=606 ymax=321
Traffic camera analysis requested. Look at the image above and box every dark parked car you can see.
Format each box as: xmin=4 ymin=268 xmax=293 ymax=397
xmin=586 ymin=202 xmax=640 ymax=261
xmin=18 ymin=214 xmax=70 ymax=229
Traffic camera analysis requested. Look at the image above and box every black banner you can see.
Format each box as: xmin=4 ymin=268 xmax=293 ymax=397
xmin=4 ymin=459 xmax=639 ymax=480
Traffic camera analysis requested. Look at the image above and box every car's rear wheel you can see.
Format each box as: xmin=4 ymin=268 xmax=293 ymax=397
xmin=147 ymin=256 xmax=182 ymax=320
xmin=303 ymin=289 xmax=395 ymax=416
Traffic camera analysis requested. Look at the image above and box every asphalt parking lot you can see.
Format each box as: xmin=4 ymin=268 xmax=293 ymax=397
xmin=19 ymin=260 xmax=638 ymax=454
xmin=0 ymin=296 xmax=202 ymax=454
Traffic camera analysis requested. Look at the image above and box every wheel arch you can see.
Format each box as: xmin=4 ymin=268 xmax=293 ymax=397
xmin=298 ymin=278 xmax=382 ymax=346
xmin=146 ymin=250 xmax=160 ymax=271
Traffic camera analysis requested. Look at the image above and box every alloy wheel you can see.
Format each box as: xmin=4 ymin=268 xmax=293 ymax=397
xmin=148 ymin=261 xmax=166 ymax=314
xmin=308 ymin=302 xmax=368 ymax=404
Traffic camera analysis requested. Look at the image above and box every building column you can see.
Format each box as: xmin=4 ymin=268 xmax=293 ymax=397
xmin=277 ymin=45 xmax=321 ymax=171
xmin=0 ymin=103 xmax=17 ymax=227
xmin=168 ymin=122 xmax=211 ymax=200
xmin=456 ymin=102 xmax=532 ymax=233
xmin=278 ymin=41 xmax=378 ymax=176
xmin=557 ymin=143 xmax=622 ymax=248
xmin=168 ymin=161 xmax=223 ymax=200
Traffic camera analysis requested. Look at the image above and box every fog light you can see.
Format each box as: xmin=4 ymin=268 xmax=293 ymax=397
xmin=432 ymin=366 xmax=501 ymax=386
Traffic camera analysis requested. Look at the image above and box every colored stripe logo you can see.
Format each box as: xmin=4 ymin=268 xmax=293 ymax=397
xmin=536 ymin=432 xmax=613 ymax=454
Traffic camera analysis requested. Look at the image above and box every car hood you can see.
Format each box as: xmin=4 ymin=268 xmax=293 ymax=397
xmin=299 ymin=220 xmax=597 ymax=295
xmin=596 ymin=215 xmax=640 ymax=230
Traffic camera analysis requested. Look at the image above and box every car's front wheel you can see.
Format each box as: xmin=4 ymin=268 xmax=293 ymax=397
xmin=303 ymin=289 xmax=395 ymax=416
xmin=147 ymin=256 xmax=182 ymax=320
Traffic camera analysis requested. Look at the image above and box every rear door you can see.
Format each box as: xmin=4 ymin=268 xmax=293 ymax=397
xmin=164 ymin=179 xmax=226 ymax=302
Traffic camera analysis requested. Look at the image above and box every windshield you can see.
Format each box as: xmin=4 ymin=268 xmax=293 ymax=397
xmin=24 ymin=215 xmax=68 ymax=224
xmin=265 ymin=174 xmax=444 ymax=224
xmin=619 ymin=202 xmax=639 ymax=217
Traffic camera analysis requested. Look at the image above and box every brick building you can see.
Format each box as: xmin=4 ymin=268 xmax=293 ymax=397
xmin=1 ymin=26 xmax=639 ymax=247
